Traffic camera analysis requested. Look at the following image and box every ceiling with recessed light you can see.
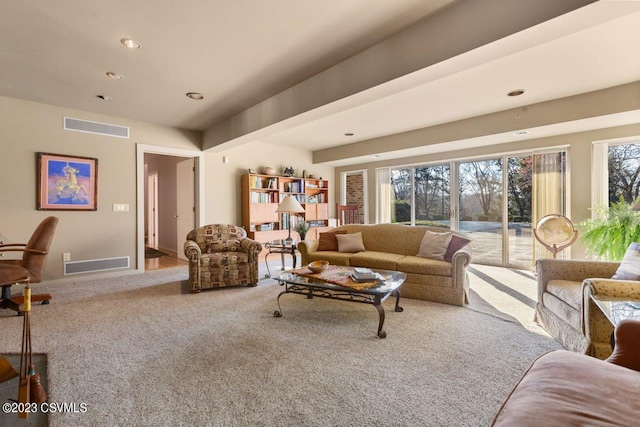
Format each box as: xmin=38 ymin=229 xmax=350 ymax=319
xmin=1 ymin=0 xmax=640 ymax=166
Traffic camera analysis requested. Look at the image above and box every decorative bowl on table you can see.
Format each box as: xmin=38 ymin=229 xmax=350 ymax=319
xmin=308 ymin=260 xmax=329 ymax=273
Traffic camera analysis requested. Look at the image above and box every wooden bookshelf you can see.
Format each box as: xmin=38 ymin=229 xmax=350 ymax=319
xmin=241 ymin=173 xmax=330 ymax=243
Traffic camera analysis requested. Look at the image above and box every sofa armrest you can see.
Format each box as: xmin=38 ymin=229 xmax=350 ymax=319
xmin=451 ymin=246 xmax=472 ymax=301
xmin=298 ymin=240 xmax=319 ymax=265
xmin=536 ymin=259 xmax=620 ymax=302
xmin=606 ymin=319 xmax=640 ymax=372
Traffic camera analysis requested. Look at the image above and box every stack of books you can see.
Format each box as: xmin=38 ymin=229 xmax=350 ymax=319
xmin=350 ymin=267 xmax=381 ymax=282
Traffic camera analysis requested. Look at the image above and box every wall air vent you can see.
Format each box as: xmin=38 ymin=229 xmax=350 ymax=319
xmin=64 ymin=256 xmax=130 ymax=275
xmin=63 ymin=117 xmax=130 ymax=139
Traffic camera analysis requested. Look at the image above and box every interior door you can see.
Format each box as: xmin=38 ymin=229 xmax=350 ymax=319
xmin=176 ymin=158 xmax=195 ymax=261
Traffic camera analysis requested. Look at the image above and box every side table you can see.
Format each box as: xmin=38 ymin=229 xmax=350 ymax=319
xmin=264 ymin=239 xmax=298 ymax=278
xmin=590 ymin=294 xmax=640 ymax=348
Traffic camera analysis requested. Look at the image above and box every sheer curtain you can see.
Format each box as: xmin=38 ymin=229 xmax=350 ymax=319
xmin=532 ymin=149 xmax=568 ymax=263
xmin=376 ymin=168 xmax=391 ymax=224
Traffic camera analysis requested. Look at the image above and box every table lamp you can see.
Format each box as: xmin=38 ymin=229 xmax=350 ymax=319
xmin=276 ymin=195 xmax=305 ymax=243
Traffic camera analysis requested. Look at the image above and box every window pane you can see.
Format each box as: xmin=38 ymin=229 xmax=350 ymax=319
xmin=608 ymin=143 xmax=640 ymax=205
xmin=391 ymin=168 xmax=411 ymax=224
xmin=507 ymin=155 xmax=532 ymax=267
xmin=414 ymin=164 xmax=450 ymax=228
xmin=459 ymin=159 xmax=503 ymax=265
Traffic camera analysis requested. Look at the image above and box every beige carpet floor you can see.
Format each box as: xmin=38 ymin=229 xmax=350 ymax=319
xmin=0 ymin=262 xmax=561 ymax=427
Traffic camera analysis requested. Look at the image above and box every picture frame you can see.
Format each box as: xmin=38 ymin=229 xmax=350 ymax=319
xmin=37 ymin=152 xmax=98 ymax=211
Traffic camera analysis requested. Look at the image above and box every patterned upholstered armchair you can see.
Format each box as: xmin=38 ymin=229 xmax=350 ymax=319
xmin=184 ymin=224 xmax=262 ymax=293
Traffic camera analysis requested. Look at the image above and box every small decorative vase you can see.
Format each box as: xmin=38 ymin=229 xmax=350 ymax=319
xmin=299 ymin=233 xmax=306 ymax=241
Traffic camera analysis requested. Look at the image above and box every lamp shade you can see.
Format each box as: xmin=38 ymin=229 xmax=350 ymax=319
xmin=276 ymin=195 xmax=305 ymax=213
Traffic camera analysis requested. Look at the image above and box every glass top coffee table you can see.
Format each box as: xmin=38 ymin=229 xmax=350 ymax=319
xmin=274 ymin=266 xmax=406 ymax=338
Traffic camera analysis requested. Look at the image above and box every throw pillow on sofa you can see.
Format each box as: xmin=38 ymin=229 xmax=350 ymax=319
xmin=336 ymin=232 xmax=366 ymax=253
xmin=444 ymin=234 xmax=471 ymax=262
xmin=317 ymin=230 xmax=347 ymax=251
xmin=612 ymin=242 xmax=640 ymax=280
xmin=417 ymin=230 xmax=452 ymax=260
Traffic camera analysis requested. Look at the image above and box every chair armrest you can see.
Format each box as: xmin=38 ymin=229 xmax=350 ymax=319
xmin=582 ymin=278 xmax=640 ymax=354
xmin=451 ymin=246 xmax=472 ymax=294
xmin=605 ymin=319 xmax=640 ymax=372
xmin=239 ymin=238 xmax=262 ymax=256
xmin=0 ymin=243 xmax=26 ymax=249
xmin=183 ymin=240 xmax=201 ymax=260
xmin=0 ymin=248 xmax=47 ymax=255
xmin=298 ymin=240 xmax=319 ymax=265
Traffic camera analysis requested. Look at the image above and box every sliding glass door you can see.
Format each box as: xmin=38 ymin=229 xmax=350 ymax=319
xmin=458 ymin=159 xmax=503 ymax=265
xmin=378 ymin=148 xmax=567 ymax=268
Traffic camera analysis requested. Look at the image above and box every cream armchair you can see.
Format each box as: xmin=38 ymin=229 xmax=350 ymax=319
xmin=536 ymin=258 xmax=640 ymax=359
xmin=184 ymin=224 xmax=262 ymax=293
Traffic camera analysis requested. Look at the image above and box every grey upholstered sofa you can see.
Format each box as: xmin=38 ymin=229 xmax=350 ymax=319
xmin=298 ymin=224 xmax=472 ymax=306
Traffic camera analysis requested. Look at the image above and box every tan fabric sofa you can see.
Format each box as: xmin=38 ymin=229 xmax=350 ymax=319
xmin=492 ymin=320 xmax=640 ymax=426
xmin=535 ymin=258 xmax=640 ymax=359
xmin=298 ymin=224 xmax=472 ymax=306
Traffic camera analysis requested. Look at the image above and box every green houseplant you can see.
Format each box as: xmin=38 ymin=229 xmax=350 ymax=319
xmin=293 ymin=219 xmax=310 ymax=240
xmin=578 ymin=197 xmax=640 ymax=261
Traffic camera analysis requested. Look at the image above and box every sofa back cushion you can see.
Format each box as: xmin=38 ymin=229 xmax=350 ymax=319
xmin=317 ymin=230 xmax=347 ymax=251
xmin=417 ymin=230 xmax=452 ymax=260
xmin=336 ymin=232 xmax=366 ymax=253
xmin=332 ymin=224 xmax=462 ymax=256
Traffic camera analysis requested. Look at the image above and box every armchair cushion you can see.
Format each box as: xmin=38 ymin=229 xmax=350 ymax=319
xmin=207 ymin=240 xmax=242 ymax=253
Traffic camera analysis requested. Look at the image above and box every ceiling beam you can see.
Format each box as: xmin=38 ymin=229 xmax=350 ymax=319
xmin=203 ymin=0 xmax=595 ymax=151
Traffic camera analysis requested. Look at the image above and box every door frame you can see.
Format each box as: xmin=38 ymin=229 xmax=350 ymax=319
xmin=147 ymin=170 xmax=159 ymax=247
xmin=136 ymin=144 xmax=205 ymax=272
xmin=340 ymin=170 xmax=368 ymax=224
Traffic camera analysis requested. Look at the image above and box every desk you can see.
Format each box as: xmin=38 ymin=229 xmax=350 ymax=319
xmin=264 ymin=239 xmax=297 ymax=278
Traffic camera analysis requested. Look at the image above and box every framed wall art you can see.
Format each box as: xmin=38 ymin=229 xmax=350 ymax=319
xmin=37 ymin=152 xmax=98 ymax=210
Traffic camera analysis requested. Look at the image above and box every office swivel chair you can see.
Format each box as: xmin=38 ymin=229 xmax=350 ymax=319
xmin=0 ymin=217 xmax=58 ymax=315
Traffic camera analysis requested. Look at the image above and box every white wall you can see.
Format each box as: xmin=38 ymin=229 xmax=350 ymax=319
xmin=0 ymin=96 xmax=201 ymax=280
xmin=203 ymin=141 xmax=334 ymax=225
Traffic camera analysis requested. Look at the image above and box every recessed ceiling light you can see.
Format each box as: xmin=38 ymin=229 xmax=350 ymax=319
xmin=186 ymin=92 xmax=204 ymax=100
xmin=508 ymin=89 xmax=525 ymax=97
xmin=344 ymin=132 xmax=354 ymax=136
xmin=121 ymin=38 xmax=141 ymax=49
xmin=106 ymin=72 xmax=123 ymax=80
xmin=97 ymin=95 xmax=111 ymax=100
xmin=513 ymin=130 xmax=530 ymax=136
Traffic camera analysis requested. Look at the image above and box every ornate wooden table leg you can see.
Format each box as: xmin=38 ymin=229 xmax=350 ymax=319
xmin=375 ymin=299 xmax=386 ymax=338
xmin=394 ymin=290 xmax=403 ymax=312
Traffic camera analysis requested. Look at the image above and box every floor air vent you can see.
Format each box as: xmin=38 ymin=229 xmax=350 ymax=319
xmin=64 ymin=257 xmax=130 ymax=275
xmin=63 ymin=117 xmax=130 ymax=139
